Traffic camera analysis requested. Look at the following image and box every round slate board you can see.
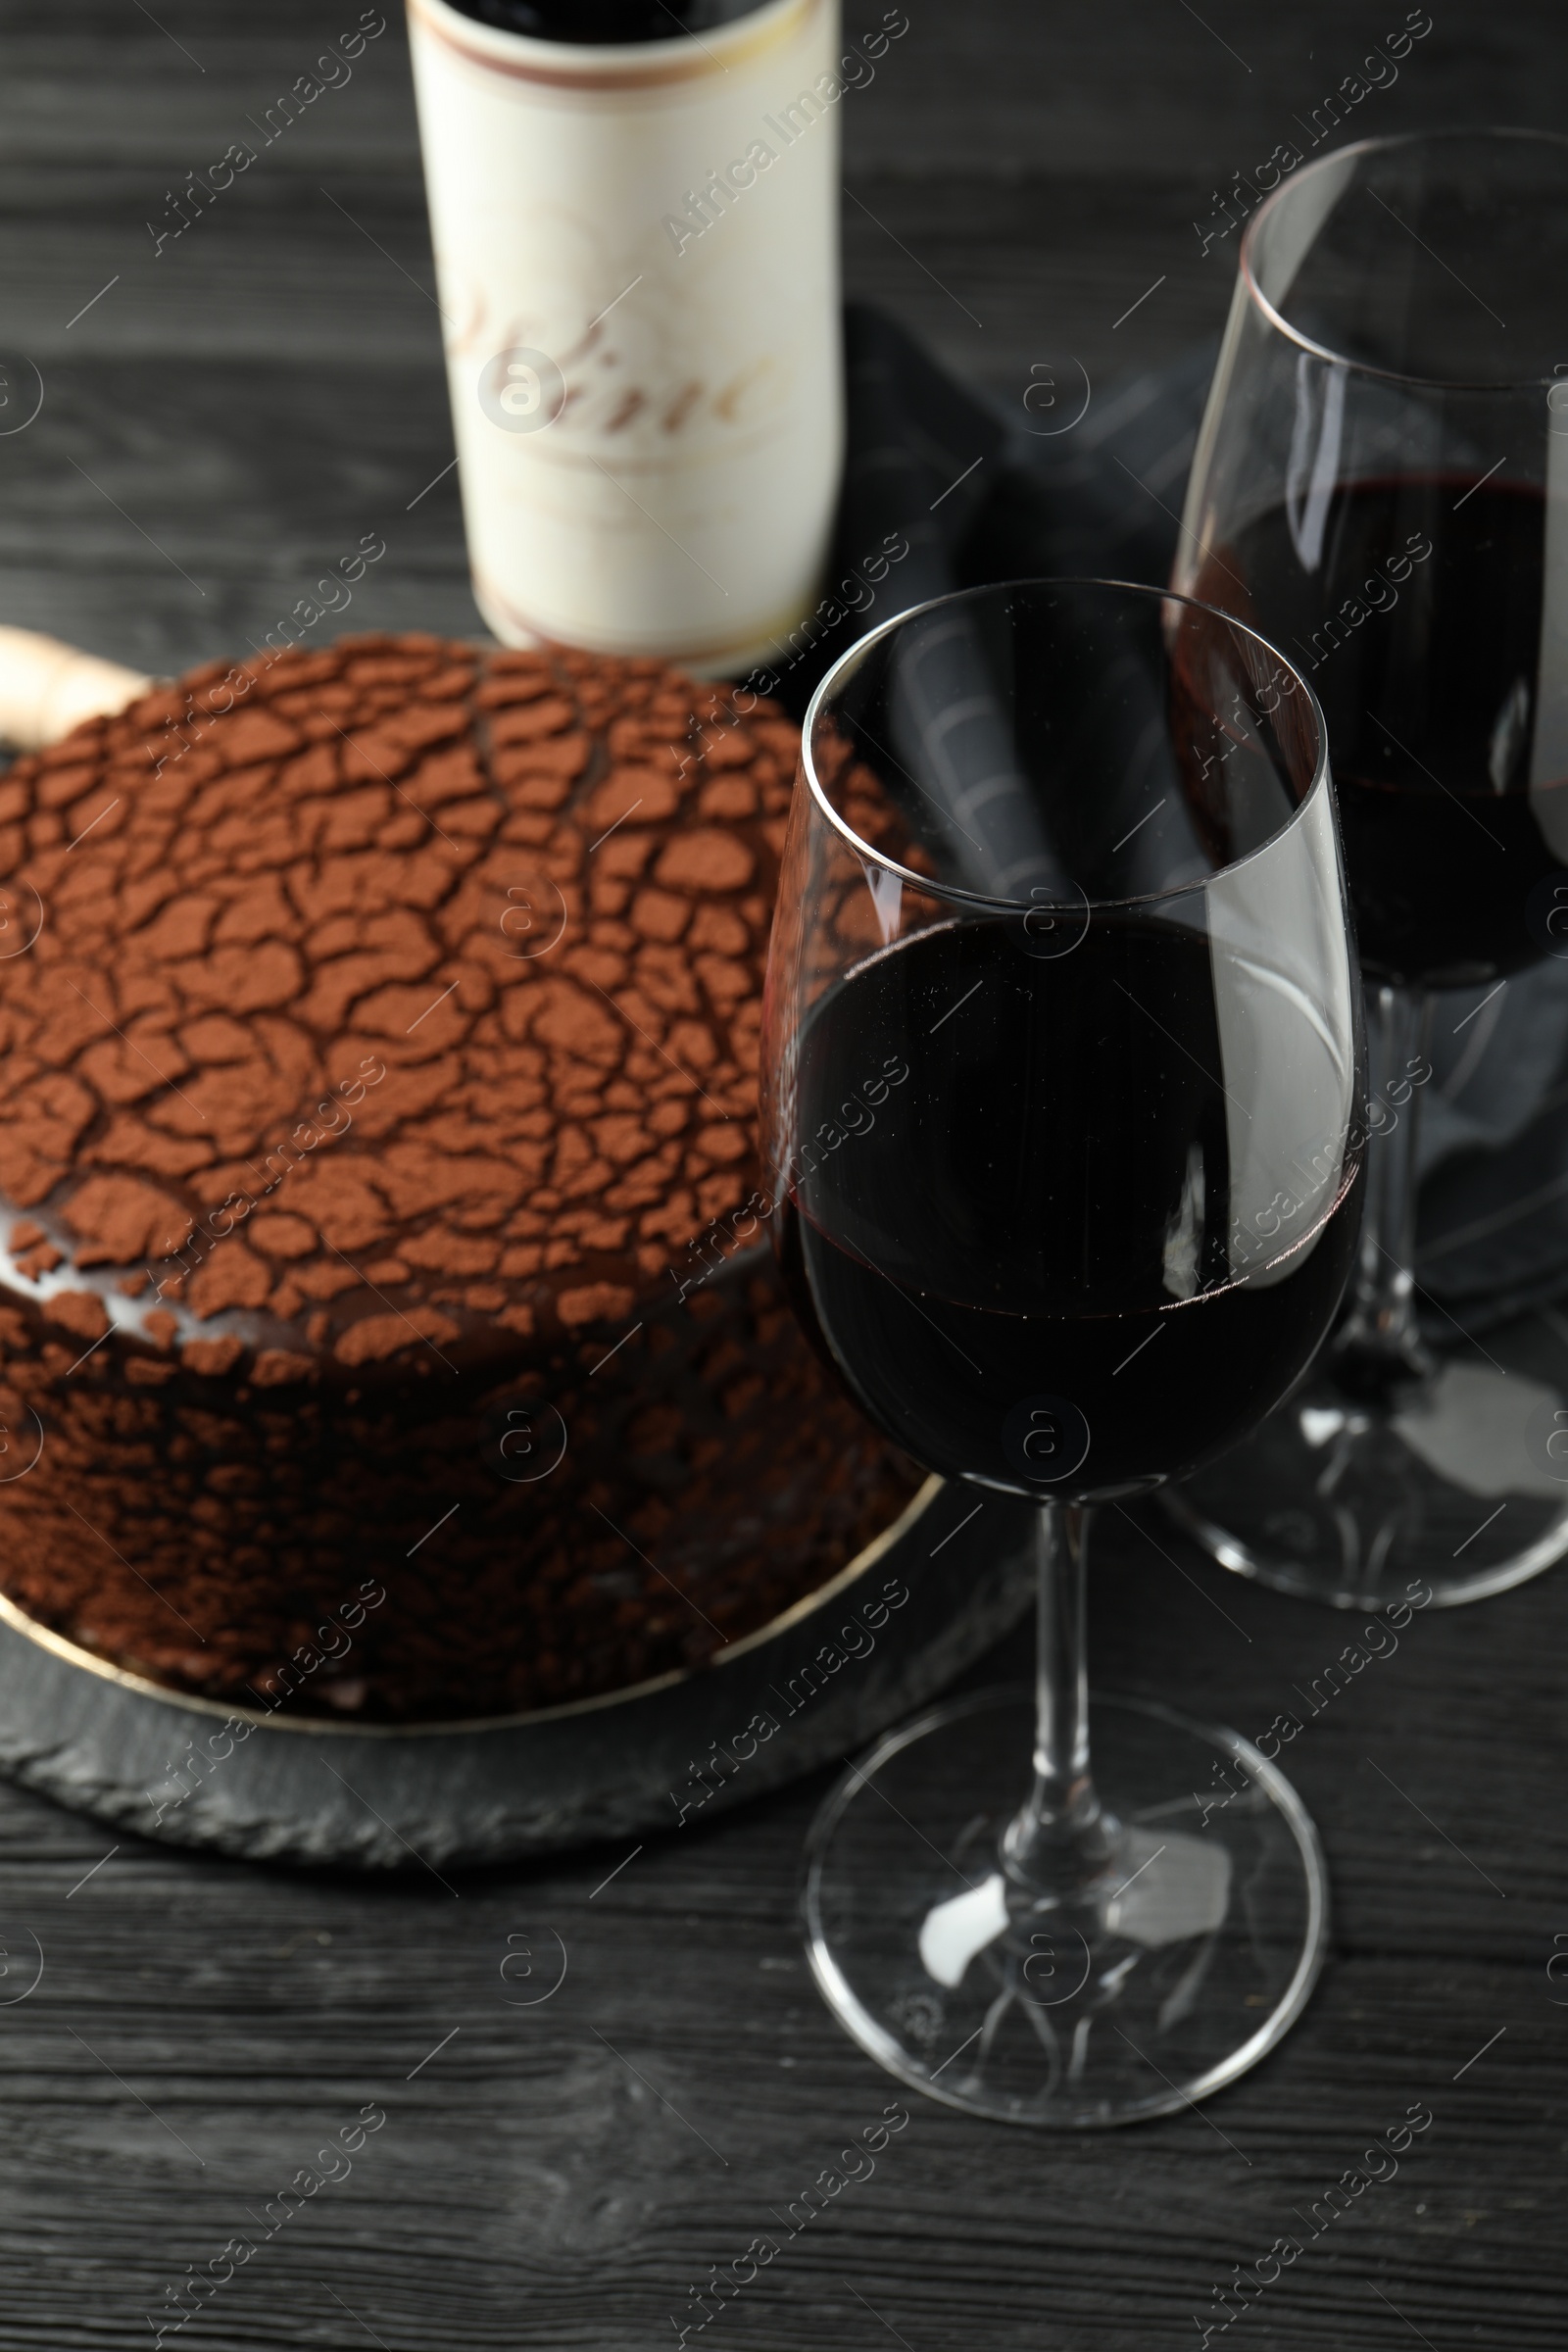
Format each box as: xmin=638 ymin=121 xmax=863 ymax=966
xmin=0 ymin=1478 xmax=1035 ymax=1871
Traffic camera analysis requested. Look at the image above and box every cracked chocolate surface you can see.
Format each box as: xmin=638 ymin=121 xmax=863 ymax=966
xmin=0 ymin=635 xmax=920 ymax=1721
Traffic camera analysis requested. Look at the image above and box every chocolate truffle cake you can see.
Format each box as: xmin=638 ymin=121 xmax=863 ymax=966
xmin=0 ymin=634 xmax=919 ymax=1721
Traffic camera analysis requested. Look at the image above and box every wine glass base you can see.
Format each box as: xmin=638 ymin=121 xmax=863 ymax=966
xmin=1164 ymin=1328 xmax=1568 ymax=1608
xmin=802 ymin=1689 xmax=1327 ymax=2129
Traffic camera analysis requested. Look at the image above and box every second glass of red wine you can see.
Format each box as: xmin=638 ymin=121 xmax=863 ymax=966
xmin=1169 ymin=128 xmax=1568 ymax=1608
xmin=761 ymin=580 xmax=1362 ymax=2125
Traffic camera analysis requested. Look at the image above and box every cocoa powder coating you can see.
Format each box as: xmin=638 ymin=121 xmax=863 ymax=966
xmin=0 ymin=635 xmax=919 ymax=1719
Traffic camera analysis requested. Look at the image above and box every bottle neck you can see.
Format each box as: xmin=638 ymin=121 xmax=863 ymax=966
xmin=437 ymin=0 xmax=773 ymax=42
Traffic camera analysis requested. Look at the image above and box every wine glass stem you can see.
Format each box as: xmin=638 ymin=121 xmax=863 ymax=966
xmin=1001 ymin=1501 xmax=1110 ymax=1900
xmin=1337 ymin=980 xmax=1434 ymax=1381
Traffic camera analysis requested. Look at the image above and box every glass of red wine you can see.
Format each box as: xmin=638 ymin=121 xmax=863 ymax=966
xmin=761 ymin=578 xmax=1363 ymax=2125
xmin=1168 ymin=127 xmax=1568 ymax=1608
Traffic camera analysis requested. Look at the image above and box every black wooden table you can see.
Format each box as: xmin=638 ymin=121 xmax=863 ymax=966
xmin=0 ymin=4 xmax=1564 ymax=2344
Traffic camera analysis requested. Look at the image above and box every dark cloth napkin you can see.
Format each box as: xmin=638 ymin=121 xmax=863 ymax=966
xmin=755 ymin=302 xmax=1568 ymax=1328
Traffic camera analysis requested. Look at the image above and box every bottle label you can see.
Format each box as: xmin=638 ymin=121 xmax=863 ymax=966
xmin=409 ymin=0 xmax=846 ymax=672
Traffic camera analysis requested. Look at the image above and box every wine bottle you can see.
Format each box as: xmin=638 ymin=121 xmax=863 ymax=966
xmin=442 ymin=1 xmax=769 ymax=41
xmin=408 ymin=0 xmax=845 ymax=673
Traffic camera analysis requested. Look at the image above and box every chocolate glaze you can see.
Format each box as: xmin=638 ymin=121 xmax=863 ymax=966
xmin=0 ymin=635 xmax=919 ymax=1720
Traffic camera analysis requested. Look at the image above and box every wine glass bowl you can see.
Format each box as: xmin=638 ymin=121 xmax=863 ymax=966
xmin=1170 ymin=127 xmax=1568 ymax=1607
xmin=769 ymin=591 xmax=1359 ymax=1502
xmin=1238 ymin=127 xmax=1568 ymax=392
xmin=761 ymin=580 xmax=1359 ymax=2124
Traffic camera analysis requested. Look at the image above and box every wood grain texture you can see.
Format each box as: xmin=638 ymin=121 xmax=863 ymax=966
xmin=2 ymin=1503 xmax=1565 ymax=2351
xmin=0 ymin=1 xmax=1565 ymax=2344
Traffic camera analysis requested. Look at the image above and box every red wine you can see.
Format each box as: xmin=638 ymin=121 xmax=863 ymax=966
xmin=1205 ymin=478 xmax=1568 ymax=985
xmin=776 ymin=918 xmax=1362 ymax=1499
